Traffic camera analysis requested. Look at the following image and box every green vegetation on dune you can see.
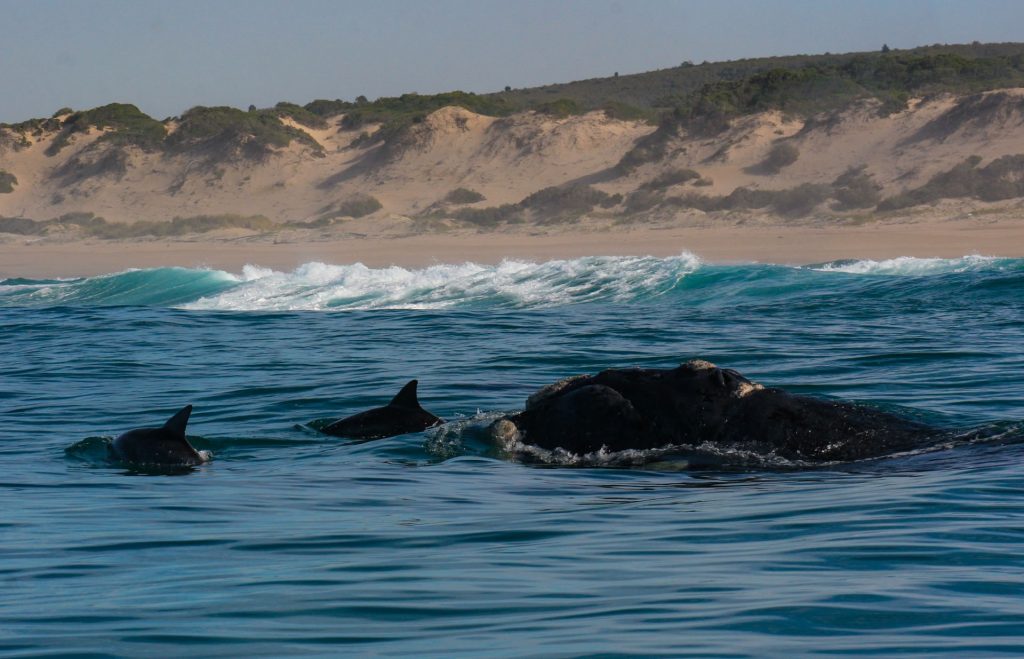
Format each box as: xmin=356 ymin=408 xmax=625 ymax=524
xmin=265 ymin=102 xmax=329 ymax=130
xmin=167 ymin=106 xmax=324 ymax=159
xmin=492 ymin=42 xmax=1024 ymax=112
xmin=665 ymin=50 xmax=1024 ymax=136
xmin=0 ymin=213 xmax=277 ymax=238
xmin=3 ymin=42 xmax=1024 ymax=168
xmin=445 ymin=184 xmax=622 ymax=227
xmin=4 ymin=103 xmax=324 ymax=162
xmin=322 ymin=194 xmax=383 ymax=219
xmin=443 ymin=188 xmax=486 ymax=204
xmin=45 ymin=103 xmax=166 ymax=155
xmin=878 ymin=154 xmax=1024 ymax=209
xmin=0 ymin=170 xmax=16 ymax=193
xmin=324 ymin=91 xmax=516 ymax=148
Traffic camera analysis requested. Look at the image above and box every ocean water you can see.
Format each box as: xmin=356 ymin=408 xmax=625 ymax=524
xmin=2 ymin=253 xmax=1023 ymax=656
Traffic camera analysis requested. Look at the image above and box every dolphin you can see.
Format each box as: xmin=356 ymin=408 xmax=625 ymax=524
xmin=110 ymin=405 xmax=208 ymax=466
xmin=491 ymin=360 xmax=940 ymax=462
xmin=323 ymin=380 xmax=443 ymax=439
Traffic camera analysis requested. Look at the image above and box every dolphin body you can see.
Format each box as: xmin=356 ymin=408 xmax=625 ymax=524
xmin=323 ymin=380 xmax=443 ymax=439
xmin=110 ymin=405 xmax=208 ymax=466
xmin=491 ymin=360 xmax=940 ymax=462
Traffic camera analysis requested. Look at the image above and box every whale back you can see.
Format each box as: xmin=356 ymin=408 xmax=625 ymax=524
xmin=111 ymin=405 xmax=205 ymax=466
xmin=323 ymin=380 xmax=443 ymax=440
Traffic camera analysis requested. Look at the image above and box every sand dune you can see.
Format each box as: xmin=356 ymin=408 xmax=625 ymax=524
xmin=2 ymin=89 xmax=1024 ymax=277
xmin=3 ymin=89 xmax=1024 ymax=226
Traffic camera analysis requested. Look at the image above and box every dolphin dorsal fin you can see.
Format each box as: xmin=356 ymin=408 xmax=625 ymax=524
xmin=163 ymin=405 xmax=193 ymax=437
xmin=388 ymin=380 xmax=421 ymax=409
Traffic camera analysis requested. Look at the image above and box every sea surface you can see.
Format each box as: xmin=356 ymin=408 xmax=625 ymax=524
xmin=2 ymin=253 xmax=1023 ymax=656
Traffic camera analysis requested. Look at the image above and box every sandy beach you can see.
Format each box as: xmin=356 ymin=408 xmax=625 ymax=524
xmin=2 ymin=219 xmax=1022 ymax=278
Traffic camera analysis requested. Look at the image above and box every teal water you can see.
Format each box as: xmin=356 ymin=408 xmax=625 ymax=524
xmin=2 ymin=254 xmax=1023 ymax=655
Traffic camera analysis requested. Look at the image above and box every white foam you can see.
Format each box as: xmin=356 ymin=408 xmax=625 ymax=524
xmin=812 ymin=254 xmax=1000 ymax=276
xmin=182 ymin=253 xmax=703 ymax=311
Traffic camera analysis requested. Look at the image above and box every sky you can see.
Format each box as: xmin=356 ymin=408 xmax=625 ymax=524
xmin=2 ymin=0 xmax=1024 ymax=123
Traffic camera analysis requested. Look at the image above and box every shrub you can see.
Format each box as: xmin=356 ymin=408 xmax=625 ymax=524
xmin=167 ymin=106 xmax=323 ymax=159
xmin=268 ymin=102 xmax=328 ymax=129
xmin=443 ymin=187 xmax=486 ymax=204
xmin=624 ymin=189 xmax=663 ymax=213
xmin=52 ymin=149 xmax=129 ymax=183
xmin=0 ymin=216 xmax=41 ymax=234
xmin=451 ymin=184 xmax=616 ymax=226
xmin=338 ymin=91 xmax=515 ymax=147
xmin=304 ymin=99 xmax=356 ymax=117
xmin=640 ymin=168 xmax=701 ymax=190
xmin=615 ymin=124 xmax=673 ymax=172
xmin=46 ymin=103 xmax=166 ymax=155
xmin=750 ymin=141 xmax=800 ymax=175
xmin=831 ymin=166 xmax=882 ymax=209
xmin=328 ymin=194 xmax=383 ymax=219
xmin=601 ymin=101 xmax=655 ymax=122
xmin=0 ymin=171 xmax=16 ymax=193
xmin=533 ymin=98 xmax=583 ymax=118
xmin=770 ymin=183 xmax=831 ymax=217
xmin=85 ymin=214 xmax=275 ymax=239
xmin=877 ymin=153 xmax=1024 ymax=210
xmin=664 ymin=182 xmax=828 ymax=217
xmin=451 ymin=204 xmax=519 ymax=228
xmin=520 ymin=184 xmax=617 ymax=219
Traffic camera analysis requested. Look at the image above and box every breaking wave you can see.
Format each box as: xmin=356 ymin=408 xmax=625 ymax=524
xmin=1 ymin=253 xmax=1020 ymax=310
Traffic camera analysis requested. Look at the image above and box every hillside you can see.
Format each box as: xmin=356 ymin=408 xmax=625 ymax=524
xmin=4 ymin=43 xmax=1024 ymax=240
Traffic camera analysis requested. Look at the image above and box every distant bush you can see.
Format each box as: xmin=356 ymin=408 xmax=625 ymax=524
xmin=877 ymin=154 xmax=1024 ymax=210
xmin=451 ymin=183 xmax=617 ymax=227
xmin=693 ymin=177 xmax=714 ymax=186
xmin=534 ymin=98 xmax=584 ymax=118
xmin=443 ymin=187 xmax=486 ymax=204
xmin=663 ymin=182 xmax=829 ymax=218
xmin=86 ymin=214 xmax=275 ymax=239
xmin=267 ymin=102 xmax=329 ymax=129
xmin=451 ymin=204 xmax=519 ymax=228
xmin=167 ymin=105 xmax=322 ymax=159
xmin=0 ymin=171 xmax=16 ymax=193
xmin=749 ymin=141 xmax=800 ymax=175
xmin=831 ymin=166 xmax=882 ymax=209
xmin=624 ymin=189 xmax=663 ymax=213
xmin=601 ymin=101 xmax=656 ymax=122
xmin=0 ymin=212 xmax=286 ymax=239
xmin=640 ymin=168 xmax=701 ymax=190
xmin=615 ymin=125 xmax=673 ymax=172
xmin=303 ymin=99 xmax=357 ymax=118
xmin=45 ymin=103 xmax=166 ymax=155
xmin=325 ymin=194 xmax=383 ymax=219
xmin=52 ymin=149 xmax=130 ymax=183
xmin=338 ymin=91 xmax=515 ymax=148
xmin=0 ymin=212 xmax=106 ymax=236
xmin=769 ymin=183 xmax=831 ymax=216
xmin=520 ymin=183 xmax=618 ymax=220
xmin=0 ymin=216 xmax=42 ymax=234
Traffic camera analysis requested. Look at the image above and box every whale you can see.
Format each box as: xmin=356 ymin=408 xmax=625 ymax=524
xmin=322 ymin=380 xmax=443 ymax=439
xmin=490 ymin=360 xmax=940 ymax=462
xmin=110 ymin=405 xmax=208 ymax=466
